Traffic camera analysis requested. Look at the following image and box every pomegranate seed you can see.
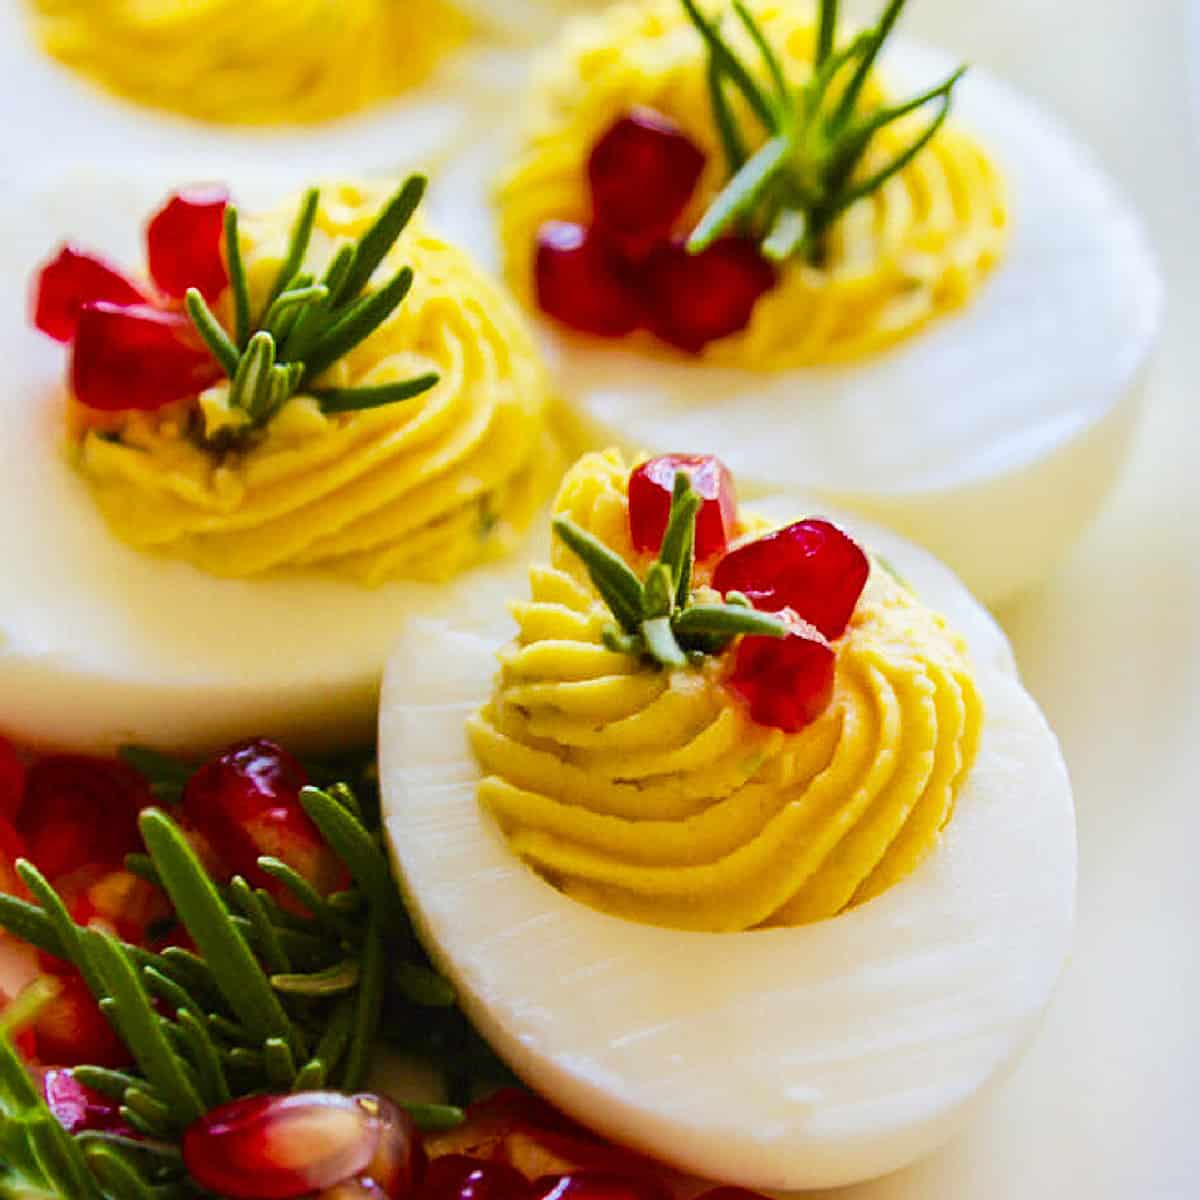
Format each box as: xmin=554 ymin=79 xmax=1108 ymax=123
xmin=628 ymin=454 xmax=737 ymax=560
xmin=643 ymin=237 xmax=775 ymax=353
xmin=528 ymin=1172 xmax=667 ymax=1200
xmin=31 ymin=244 xmax=149 ymax=343
xmin=727 ymin=615 xmax=836 ymax=733
xmin=354 ymin=1095 xmax=424 ymax=1199
xmin=183 ymin=1093 xmax=381 ymax=1200
xmin=43 ymin=1068 xmax=135 ymax=1136
xmin=33 ymin=972 xmax=130 ymax=1068
xmin=588 ymin=110 xmax=706 ymax=261
xmin=182 ymin=739 xmax=348 ymax=899
xmin=535 ymin=222 xmax=643 ymax=338
xmin=0 ymin=737 xmax=25 ymax=823
xmin=1 ymin=817 xmax=28 ymax=901
xmin=19 ymin=756 xmax=149 ymax=882
xmin=712 ymin=520 xmax=870 ymax=641
xmin=321 ymin=1181 xmax=391 ymax=1200
xmin=423 ymin=1156 xmax=528 ymax=1200
xmin=145 ymin=186 xmax=230 ymax=301
xmin=71 ymin=301 xmax=222 ymax=413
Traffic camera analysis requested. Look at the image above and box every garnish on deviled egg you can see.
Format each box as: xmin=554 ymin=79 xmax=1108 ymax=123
xmin=471 ymin=450 xmax=981 ymax=930
xmin=379 ymin=449 xmax=1076 ymax=1189
xmin=26 ymin=0 xmax=472 ymax=125
xmin=499 ymin=0 xmax=1006 ymax=362
xmin=32 ymin=179 xmax=560 ymax=585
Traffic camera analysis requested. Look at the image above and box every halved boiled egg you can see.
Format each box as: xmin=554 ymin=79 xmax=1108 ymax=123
xmin=429 ymin=9 xmax=1162 ymax=606
xmin=0 ymin=167 xmax=558 ymax=754
xmin=379 ymin=489 xmax=1075 ymax=1190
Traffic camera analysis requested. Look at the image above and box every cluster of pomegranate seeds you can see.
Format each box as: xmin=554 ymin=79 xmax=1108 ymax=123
xmin=181 ymin=738 xmax=349 ymax=900
xmin=713 ymin=519 xmax=871 ymax=642
xmin=628 ymin=454 xmax=737 ymax=560
xmin=183 ymin=1092 xmax=422 ymax=1200
xmin=31 ymin=186 xmax=230 ymax=412
xmin=536 ymin=110 xmax=775 ymax=352
xmin=622 ymin=458 xmax=871 ymax=733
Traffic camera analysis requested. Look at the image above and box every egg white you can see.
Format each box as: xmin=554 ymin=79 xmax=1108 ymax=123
xmin=378 ymin=512 xmax=1075 ymax=1190
xmin=0 ymin=167 xmax=547 ymax=755
xmin=427 ymin=38 xmax=1162 ymax=608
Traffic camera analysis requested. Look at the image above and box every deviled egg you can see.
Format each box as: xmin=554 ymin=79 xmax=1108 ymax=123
xmin=433 ymin=0 xmax=1161 ymax=604
xmin=0 ymin=169 xmax=561 ymax=753
xmin=379 ymin=449 xmax=1075 ymax=1189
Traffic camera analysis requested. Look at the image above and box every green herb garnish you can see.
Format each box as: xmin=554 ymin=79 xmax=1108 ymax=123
xmin=186 ymin=176 xmax=439 ymax=437
xmin=0 ymin=755 xmax=512 ymax=1200
xmin=683 ymin=0 xmax=966 ymax=262
xmin=554 ymin=472 xmax=789 ymax=668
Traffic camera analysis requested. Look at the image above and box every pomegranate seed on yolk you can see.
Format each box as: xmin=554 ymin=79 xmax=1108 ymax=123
xmin=712 ymin=519 xmax=870 ymax=641
xmin=588 ymin=109 xmax=707 ymax=262
xmin=727 ymin=614 xmax=836 ymax=734
xmin=71 ymin=301 xmax=222 ymax=413
xmin=145 ymin=185 xmax=230 ymax=301
xmin=642 ymin=237 xmax=776 ymax=354
xmin=31 ymin=244 xmax=150 ymax=344
xmin=628 ymin=454 xmax=737 ymax=560
xmin=183 ymin=1093 xmax=384 ymax=1200
xmin=535 ymin=222 xmax=643 ymax=338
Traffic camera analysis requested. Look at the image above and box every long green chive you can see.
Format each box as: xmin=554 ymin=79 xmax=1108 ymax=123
xmin=185 ymin=289 xmax=240 ymax=378
xmin=687 ymin=133 xmax=792 ymax=252
xmin=339 ymin=918 xmax=385 ymax=1092
xmin=271 ymin=960 xmax=360 ymax=998
xmin=313 ymin=373 xmax=439 ymax=415
xmin=673 ymin=605 xmax=790 ymax=639
xmin=266 ymin=187 xmax=320 ymax=311
xmin=301 ymin=266 xmax=414 ymax=382
xmin=552 ymin=518 xmax=645 ymax=633
xmin=224 ymin=206 xmax=252 ymax=350
xmin=332 ymin=175 xmax=427 ymax=307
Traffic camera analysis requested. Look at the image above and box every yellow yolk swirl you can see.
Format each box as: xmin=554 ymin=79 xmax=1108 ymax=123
xmin=496 ymin=0 xmax=1008 ymax=366
xmin=76 ymin=181 xmax=560 ymax=585
xmin=470 ymin=451 xmax=983 ymax=931
xmin=28 ymin=0 xmax=471 ymax=125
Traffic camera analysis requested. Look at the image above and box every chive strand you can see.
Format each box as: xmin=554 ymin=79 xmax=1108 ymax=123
xmin=338 ymin=916 xmax=385 ymax=1091
xmin=333 ymin=176 xmax=427 ymax=306
xmin=173 ymin=1008 xmax=232 ymax=1108
xmin=83 ymin=1143 xmax=159 ymax=1200
xmin=185 ymin=289 xmax=240 ymax=378
xmin=224 ymin=207 xmax=252 ymax=351
xmin=138 ymin=810 xmax=297 ymax=1053
xmin=830 ymin=0 xmax=909 ymax=129
xmin=551 ymin=517 xmax=645 ymax=632
xmin=313 ymin=372 xmax=439 ymax=415
xmin=687 ymin=133 xmax=792 ymax=253
xmin=267 ymin=187 xmax=321 ymax=311
xmin=816 ymin=0 xmax=838 ymax=65
xmin=229 ymin=877 xmax=291 ymax=975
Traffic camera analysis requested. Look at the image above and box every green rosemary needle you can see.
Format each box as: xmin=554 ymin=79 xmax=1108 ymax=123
xmin=186 ymin=176 xmax=439 ymax=439
xmin=553 ymin=471 xmax=789 ymax=668
xmin=682 ymin=0 xmax=967 ymax=262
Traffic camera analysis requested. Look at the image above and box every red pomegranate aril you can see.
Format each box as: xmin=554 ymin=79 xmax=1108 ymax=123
xmin=535 ymin=222 xmax=643 ymax=338
xmin=71 ymin=301 xmax=222 ymax=413
xmin=145 ymin=186 xmax=230 ymax=301
xmin=712 ymin=520 xmax=870 ymax=641
xmin=1 ymin=817 xmax=28 ymax=901
xmin=19 ymin=755 xmax=149 ymax=882
xmin=529 ymin=1172 xmax=666 ymax=1200
xmin=628 ymin=454 xmax=737 ymax=560
xmin=33 ymin=971 xmax=131 ymax=1068
xmin=43 ymin=1068 xmax=134 ymax=1136
xmin=183 ymin=1092 xmax=380 ymax=1200
xmin=588 ymin=110 xmax=706 ymax=261
xmin=354 ymin=1095 xmax=424 ymax=1199
xmin=181 ymin=739 xmax=347 ymax=899
xmin=643 ymin=237 xmax=775 ymax=353
xmin=0 ymin=736 xmax=24 ymax=823
xmin=322 ymin=1180 xmax=392 ymax=1200
xmin=423 ymin=1155 xmax=529 ymax=1200
xmin=727 ymin=616 xmax=836 ymax=733
xmin=31 ymin=244 xmax=150 ymax=343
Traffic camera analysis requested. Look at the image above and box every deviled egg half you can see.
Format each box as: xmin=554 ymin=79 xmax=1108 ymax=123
xmin=432 ymin=0 xmax=1161 ymax=605
xmin=0 ymin=168 xmax=562 ymax=753
xmin=380 ymin=450 xmax=1076 ymax=1189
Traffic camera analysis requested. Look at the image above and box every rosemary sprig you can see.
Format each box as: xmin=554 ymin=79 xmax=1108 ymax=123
xmin=185 ymin=176 xmax=439 ymax=438
xmin=553 ymin=471 xmax=789 ymax=668
xmin=682 ymin=0 xmax=967 ymax=262
xmin=0 ymin=751 xmax=513 ymax=1200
